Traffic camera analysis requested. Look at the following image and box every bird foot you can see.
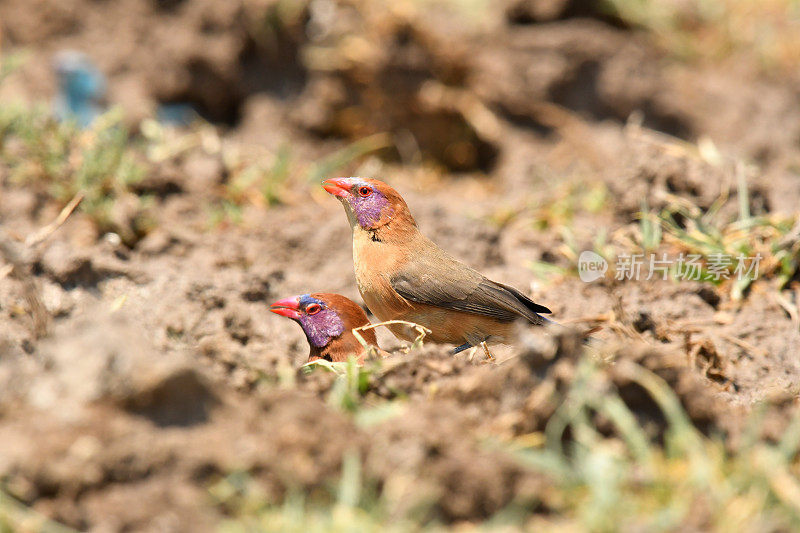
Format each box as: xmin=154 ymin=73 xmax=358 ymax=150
xmin=466 ymin=346 xmax=479 ymax=362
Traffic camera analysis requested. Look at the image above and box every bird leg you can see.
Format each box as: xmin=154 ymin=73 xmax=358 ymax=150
xmin=480 ymin=341 xmax=495 ymax=361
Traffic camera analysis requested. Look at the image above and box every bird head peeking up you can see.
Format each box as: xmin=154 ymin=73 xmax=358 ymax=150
xmin=322 ymin=177 xmax=417 ymax=238
xmin=269 ymin=292 xmax=378 ymax=364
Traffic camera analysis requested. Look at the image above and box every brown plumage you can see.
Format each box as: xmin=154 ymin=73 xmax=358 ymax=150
xmin=322 ymin=178 xmax=552 ymax=351
xmin=269 ymin=292 xmax=381 ymax=364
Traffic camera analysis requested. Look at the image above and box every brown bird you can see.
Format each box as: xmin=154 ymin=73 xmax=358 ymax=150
xmin=270 ymin=292 xmax=380 ymax=364
xmin=322 ymin=177 xmax=552 ymax=356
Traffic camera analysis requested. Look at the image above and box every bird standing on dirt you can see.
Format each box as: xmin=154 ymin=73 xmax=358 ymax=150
xmin=322 ymin=177 xmax=552 ymax=357
xmin=270 ymin=293 xmax=380 ymax=364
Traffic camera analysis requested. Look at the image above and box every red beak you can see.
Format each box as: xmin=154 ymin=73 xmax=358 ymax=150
xmin=270 ymin=296 xmax=301 ymax=320
xmin=322 ymin=178 xmax=352 ymax=198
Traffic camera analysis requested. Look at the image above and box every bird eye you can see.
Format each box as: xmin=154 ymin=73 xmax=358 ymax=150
xmin=358 ymin=186 xmax=372 ymax=197
xmin=306 ymin=303 xmax=322 ymax=315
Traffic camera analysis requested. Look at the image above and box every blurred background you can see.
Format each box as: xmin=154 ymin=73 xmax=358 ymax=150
xmin=1 ymin=0 xmax=800 ymax=531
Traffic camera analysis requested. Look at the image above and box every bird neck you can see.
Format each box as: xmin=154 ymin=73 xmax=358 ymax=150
xmin=365 ymin=213 xmax=421 ymax=244
xmin=309 ymin=327 xmax=377 ymax=363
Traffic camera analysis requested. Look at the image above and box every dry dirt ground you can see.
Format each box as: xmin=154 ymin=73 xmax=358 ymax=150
xmin=0 ymin=0 xmax=799 ymax=530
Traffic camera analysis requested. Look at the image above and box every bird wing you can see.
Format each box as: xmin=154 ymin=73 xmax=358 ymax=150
xmin=389 ymin=245 xmax=551 ymax=324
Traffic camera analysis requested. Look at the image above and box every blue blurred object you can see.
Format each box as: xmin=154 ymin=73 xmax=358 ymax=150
xmin=53 ymin=50 xmax=199 ymax=129
xmin=156 ymin=102 xmax=199 ymax=127
xmin=53 ymin=50 xmax=106 ymax=128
